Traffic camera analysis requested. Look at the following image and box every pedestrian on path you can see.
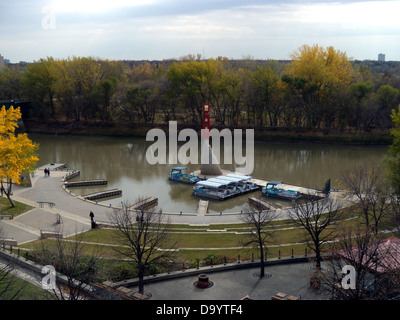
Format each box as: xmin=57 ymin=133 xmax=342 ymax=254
xmin=90 ymin=211 xmax=96 ymax=229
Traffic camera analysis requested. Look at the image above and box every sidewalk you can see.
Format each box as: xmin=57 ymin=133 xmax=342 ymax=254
xmin=0 ymin=167 xmax=333 ymax=301
xmin=0 ymin=167 xmax=280 ymax=244
xmin=1 ymin=169 xmax=97 ymax=244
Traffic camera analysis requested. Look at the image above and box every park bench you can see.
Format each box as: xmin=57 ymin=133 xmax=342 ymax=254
xmin=40 ymin=230 xmax=63 ymax=239
xmin=271 ymin=292 xmax=300 ymax=300
xmin=0 ymin=237 xmax=18 ymax=246
xmin=0 ymin=214 xmax=13 ymax=220
xmin=37 ymin=201 xmax=56 ymax=208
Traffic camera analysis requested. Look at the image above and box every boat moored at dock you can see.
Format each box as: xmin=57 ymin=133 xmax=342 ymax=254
xmin=211 ymin=174 xmax=259 ymax=194
xmin=193 ymin=180 xmax=238 ymax=200
xmin=262 ymin=181 xmax=302 ymax=200
xmin=169 ymin=167 xmax=200 ymax=184
xmin=224 ymin=174 xmax=260 ymax=193
xmin=193 ymin=173 xmax=260 ymax=200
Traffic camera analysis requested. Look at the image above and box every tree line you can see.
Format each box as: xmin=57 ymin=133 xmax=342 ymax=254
xmin=1 ymin=45 xmax=400 ymax=133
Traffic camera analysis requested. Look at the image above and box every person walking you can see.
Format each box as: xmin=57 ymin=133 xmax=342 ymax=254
xmin=90 ymin=211 xmax=96 ymax=229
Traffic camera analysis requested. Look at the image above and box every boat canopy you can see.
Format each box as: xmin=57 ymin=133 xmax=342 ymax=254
xmin=215 ymin=175 xmax=246 ymax=183
xmin=171 ymin=167 xmax=187 ymax=171
xmin=226 ymin=173 xmax=252 ymax=180
xmin=266 ymin=181 xmax=282 ymax=186
xmin=196 ymin=180 xmax=229 ymax=189
xmin=206 ymin=178 xmax=236 ymax=185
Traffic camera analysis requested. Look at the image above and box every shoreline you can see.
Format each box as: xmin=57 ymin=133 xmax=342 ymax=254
xmin=22 ymin=118 xmax=392 ymax=146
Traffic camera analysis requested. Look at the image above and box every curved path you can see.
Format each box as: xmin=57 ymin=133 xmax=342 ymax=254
xmin=0 ymin=167 xmax=346 ymax=246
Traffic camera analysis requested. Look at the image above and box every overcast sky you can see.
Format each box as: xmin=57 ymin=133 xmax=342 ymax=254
xmin=1 ymin=0 xmax=399 ymax=63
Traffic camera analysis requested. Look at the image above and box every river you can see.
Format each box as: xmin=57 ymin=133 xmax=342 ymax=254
xmin=30 ymin=134 xmax=388 ymax=213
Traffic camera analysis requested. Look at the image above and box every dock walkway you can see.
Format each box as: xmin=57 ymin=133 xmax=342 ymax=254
xmin=249 ymin=197 xmax=279 ymax=210
xmin=197 ymin=200 xmax=209 ymax=215
xmin=65 ymin=179 xmax=107 ymax=188
xmin=128 ymin=197 xmax=158 ymax=211
xmin=249 ymin=178 xmax=322 ymax=197
xmin=82 ymin=188 xmax=122 ymax=201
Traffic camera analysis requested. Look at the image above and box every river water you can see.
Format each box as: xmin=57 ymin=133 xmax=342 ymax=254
xmin=30 ymin=134 xmax=388 ymax=213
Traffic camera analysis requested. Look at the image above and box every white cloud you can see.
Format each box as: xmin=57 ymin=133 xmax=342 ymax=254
xmin=50 ymin=0 xmax=156 ymax=13
xmin=1 ymin=0 xmax=400 ymax=62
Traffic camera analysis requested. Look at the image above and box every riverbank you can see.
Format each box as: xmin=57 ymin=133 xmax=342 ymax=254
xmin=23 ymin=119 xmax=392 ymax=145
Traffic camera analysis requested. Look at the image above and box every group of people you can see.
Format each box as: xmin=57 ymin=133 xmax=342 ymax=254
xmin=44 ymin=168 xmax=51 ymax=177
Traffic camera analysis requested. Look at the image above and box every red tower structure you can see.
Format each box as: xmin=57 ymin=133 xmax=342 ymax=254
xmin=203 ymin=103 xmax=210 ymax=139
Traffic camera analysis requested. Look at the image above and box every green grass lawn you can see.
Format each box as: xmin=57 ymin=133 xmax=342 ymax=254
xmin=0 ymin=271 xmax=49 ymax=300
xmin=0 ymin=197 xmax=33 ymax=217
xmin=16 ymin=207 xmax=367 ymax=283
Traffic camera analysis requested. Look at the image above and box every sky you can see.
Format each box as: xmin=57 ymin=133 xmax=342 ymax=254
xmin=0 ymin=0 xmax=400 ymax=63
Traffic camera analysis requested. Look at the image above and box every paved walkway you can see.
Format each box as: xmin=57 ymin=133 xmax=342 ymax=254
xmin=1 ymin=168 xmax=98 ymax=244
xmin=0 ymin=167 xmax=261 ymax=244
xmin=0 ymin=166 xmax=346 ymax=245
xmin=124 ymin=261 xmax=329 ymax=300
xmin=0 ymin=166 xmax=337 ymax=301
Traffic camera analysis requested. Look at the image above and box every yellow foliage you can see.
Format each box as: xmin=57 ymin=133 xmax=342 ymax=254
xmin=0 ymin=105 xmax=21 ymax=135
xmin=0 ymin=105 xmax=39 ymax=185
xmin=288 ymin=44 xmax=353 ymax=89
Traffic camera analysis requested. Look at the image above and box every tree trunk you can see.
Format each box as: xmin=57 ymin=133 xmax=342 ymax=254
xmin=1 ymin=181 xmax=15 ymax=208
xmin=259 ymin=245 xmax=265 ymax=278
xmin=315 ymin=244 xmax=322 ymax=270
xmin=138 ymin=263 xmax=145 ymax=294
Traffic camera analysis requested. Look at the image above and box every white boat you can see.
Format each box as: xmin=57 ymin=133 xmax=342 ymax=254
xmin=193 ymin=180 xmax=237 ymax=200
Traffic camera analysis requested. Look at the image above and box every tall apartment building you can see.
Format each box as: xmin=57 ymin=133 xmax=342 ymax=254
xmin=378 ymin=53 xmax=386 ymax=62
xmin=0 ymin=53 xmax=4 ymax=67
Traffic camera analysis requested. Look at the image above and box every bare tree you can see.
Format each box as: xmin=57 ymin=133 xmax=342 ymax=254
xmin=109 ymin=200 xmax=178 ymax=297
xmin=34 ymin=227 xmax=102 ymax=300
xmin=324 ymin=227 xmax=400 ymax=300
xmin=388 ymin=195 xmax=400 ymax=235
xmin=240 ymin=203 xmax=275 ymax=278
xmin=323 ymin=226 xmax=381 ymax=299
xmin=373 ymin=240 xmax=400 ymax=300
xmin=338 ymin=162 xmax=391 ymax=235
xmin=289 ymin=195 xmax=344 ymax=271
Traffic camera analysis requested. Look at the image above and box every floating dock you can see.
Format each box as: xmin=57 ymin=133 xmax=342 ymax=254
xmin=249 ymin=197 xmax=279 ymax=211
xmin=83 ymin=189 xmax=122 ymax=201
xmin=38 ymin=163 xmax=68 ymax=172
xmin=128 ymin=197 xmax=158 ymax=210
xmin=65 ymin=179 xmax=108 ymax=188
xmin=249 ymin=178 xmax=323 ymax=197
xmin=197 ymin=200 xmax=209 ymax=215
xmin=64 ymin=170 xmax=80 ymax=181
xmin=191 ymin=170 xmax=322 ymax=198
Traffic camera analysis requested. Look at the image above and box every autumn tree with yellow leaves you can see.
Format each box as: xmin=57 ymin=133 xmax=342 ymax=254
xmin=282 ymin=44 xmax=354 ymax=129
xmin=0 ymin=105 xmax=38 ymax=207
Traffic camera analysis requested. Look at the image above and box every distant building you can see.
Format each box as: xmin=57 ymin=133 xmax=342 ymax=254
xmin=378 ymin=53 xmax=386 ymax=62
xmin=0 ymin=54 xmax=4 ymax=67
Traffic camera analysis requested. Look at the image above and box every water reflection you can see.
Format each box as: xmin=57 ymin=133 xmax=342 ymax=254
xmin=31 ymin=134 xmax=388 ymax=213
